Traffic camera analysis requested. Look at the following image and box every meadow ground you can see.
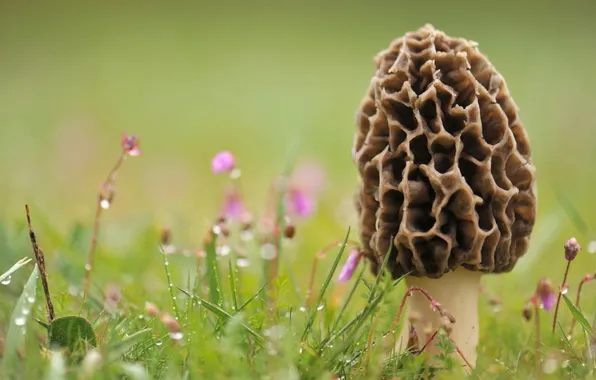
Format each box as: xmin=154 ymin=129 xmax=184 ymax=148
xmin=1 ymin=1 xmax=596 ymax=379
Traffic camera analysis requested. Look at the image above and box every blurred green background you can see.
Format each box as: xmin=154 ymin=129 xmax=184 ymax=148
xmin=1 ymin=0 xmax=596 ymax=302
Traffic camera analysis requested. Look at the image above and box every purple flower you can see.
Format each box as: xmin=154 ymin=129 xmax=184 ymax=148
xmin=286 ymin=189 xmax=316 ymax=218
xmin=211 ymin=151 xmax=235 ymax=174
xmin=536 ymin=278 xmax=556 ymax=311
xmin=221 ymin=190 xmax=246 ymax=220
xmin=564 ymin=237 xmax=581 ymax=261
xmin=338 ymin=249 xmax=362 ymax=283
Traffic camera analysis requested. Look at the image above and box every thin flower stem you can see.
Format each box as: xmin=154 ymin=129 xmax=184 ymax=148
xmin=535 ymin=303 xmax=542 ymax=380
xmin=305 ymin=239 xmax=360 ymax=307
xmin=81 ymin=153 xmax=126 ymax=313
xmin=551 ymin=260 xmax=571 ymax=333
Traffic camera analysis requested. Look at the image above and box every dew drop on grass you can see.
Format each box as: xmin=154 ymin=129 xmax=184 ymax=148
xmin=561 ymin=287 xmax=568 ymax=295
xmin=170 ymin=332 xmax=184 ymax=341
xmin=100 ymin=199 xmax=111 ymax=209
xmin=212 ymin=225 xmax=222 ymax=235
xmin=299 ymin=306 xmax=307 ymax=313
xmin=164 ymin=261 xmax=169 ymax=266
xmin=240 ymin=230 xmax=254 ymax=242
xmin=236 ymin=258 xmax=250 ymax=268
xmin=316 ymin=304 xmax=324 ymax=311
xmin=155 ymin=340 xmax=163 ymax=346
xmin=85 ymin=264 xmax=92 ymax=271
xmin=22 ymin=308 xmax=30 ymax=316
xmin=27 ymin=295 xmax=35 ymax=303
xmin=260 ymin=243 xmax=277 ymax=261
xmin=14 ymin=316 xmax=26 ymax=326
xmin=1 ymin=276 xmax=11 ymax=285
xmin=217 ymin=245 xmax=231 ymax=257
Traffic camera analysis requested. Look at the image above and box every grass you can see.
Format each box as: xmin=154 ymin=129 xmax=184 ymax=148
xmin=0 ymin=139 xmax=595 ymax=380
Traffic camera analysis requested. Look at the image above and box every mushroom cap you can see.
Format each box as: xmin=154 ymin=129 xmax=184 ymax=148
xmin=353 ymin=24 xmax=537 ymax=279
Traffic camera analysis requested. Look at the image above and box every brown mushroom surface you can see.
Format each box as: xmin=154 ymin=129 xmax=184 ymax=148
xmin=352 ymin=24 xmax=538 ymax=368
xmin=353 ymin=24 xmax=537 ymax=280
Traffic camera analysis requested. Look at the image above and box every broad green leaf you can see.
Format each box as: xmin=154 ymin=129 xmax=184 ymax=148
xmin=47 ymin=316 xmax=98 ymax=356
xmin=562 ymin=294 xmax=595 ymax=337
xmin=2 ymin=265 xmax=39 ymax=379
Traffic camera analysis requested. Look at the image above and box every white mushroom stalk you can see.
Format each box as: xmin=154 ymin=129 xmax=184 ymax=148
xmin=396 ymin=268 xmax=481 ymax=367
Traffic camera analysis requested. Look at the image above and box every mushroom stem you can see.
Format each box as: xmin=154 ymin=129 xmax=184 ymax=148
xmin=397 ymin=268 xmax=481 ymax=368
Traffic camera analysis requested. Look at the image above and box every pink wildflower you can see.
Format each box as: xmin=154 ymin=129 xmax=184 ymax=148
xmin=564 ymin=237 xmax=581 ymax=261
xmin=536 ymin=278 xmax=556 ymax=311
xmin=338 ymin=248 xmax=362 ymax=283
xmin=211 ymin=151 xmax=235 ymax=174
xmin=121 ymin=133 xmax=141 ymax=156
xmin=221 ymin=190 xmax=246 ymax=220
xmin=286 ymin=188 xmax=316 ymax=217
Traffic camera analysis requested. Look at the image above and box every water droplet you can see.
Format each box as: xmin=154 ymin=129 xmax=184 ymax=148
xmin=236 ymin=258 xmax=251 ymax=268
xmin=217 ymin=245 xmax=231 ymax=257
xmin=170 ymin=332 xmax=184 ymax=341
xmin=27 ymin=295 xmax=35 ymax=303
xmin=22 ymin=308 xmax=30 ymax=316
xmin=172 ymin=296 xmax=177 ymax=300
xmin=100 ymin=199 xmax=111 ymax=209
xmin=562 ymin=287 xmax=568 ymax=295
xmin=212 ymin=225 xmax=222 ymax=235
xmin=1 ymin=276 xmax=11 ymax=285
xmin=299 ymin=306 xmax=306 ymax=313
xmin=163 ymin=245 xmax=176 ymax=255
xmin=316 ymin=304 xmax=324 ymax=311
xmin=260 ymin=243 xmax=277 ymax=261
xmin=164 ymin=261 xmax=169 ymax=266
xmin=155 ymin=340 xmax=163 ymax=346
xmin=14 ymin=316 xmax=26 ymax=326
xmin=240 ymin=230 xmax=254 ymax=242
xmin=85 ymin=264 xmax=92 ymax=271
xmin=138 ymin=314 xmax=145 ymax=319
xmin=230 ymin=168 xmax=242 ymax=179
xmin=299 ymin=347 xmax=304 ymax=354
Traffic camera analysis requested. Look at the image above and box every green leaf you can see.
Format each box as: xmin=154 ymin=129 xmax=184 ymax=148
xmin=0 ymin=257 xmax=32 ymax=284
xmin=2 ymin=264 xmax=39 ymax=379
xmin=107 ymin=328 xmax=152 ymax=363
xmin=47 ymin=316 xmax=98 ymax=356
xmin=562 ymin=294 xmax=595 ymax=337
xmin=228 ymin=258 xmax=239 ymax=311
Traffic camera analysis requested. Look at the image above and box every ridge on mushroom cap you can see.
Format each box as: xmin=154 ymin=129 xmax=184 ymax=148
xmin=353 ymin=24 xmax=537 ymax=279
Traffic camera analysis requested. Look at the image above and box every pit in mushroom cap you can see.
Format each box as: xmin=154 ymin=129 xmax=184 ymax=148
xmin=353 ymin=24 xmax=537 ymax=280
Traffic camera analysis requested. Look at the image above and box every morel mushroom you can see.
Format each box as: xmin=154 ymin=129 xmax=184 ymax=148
xmin=352 ymin=24 xmax=536 ymax=366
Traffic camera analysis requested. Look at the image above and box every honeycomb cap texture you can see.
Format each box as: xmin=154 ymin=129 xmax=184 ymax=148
xmin=353 ymin=24 xmax=537 ymax=279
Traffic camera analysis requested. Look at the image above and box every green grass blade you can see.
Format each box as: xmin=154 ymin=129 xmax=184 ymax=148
xmin=562 ymin=294 xmax=595 ymax=337
xmin=0 ymin=257 xmax=32 ymax=284
xmin=237 ymin=282 xmax=267 ymax=312
xmin=300 ymin=228 xmax=351 ymax=341
xmin=107 ymin=328 xmax=152 ymax=363
xmin=159 ymin=246 xmax=181 ymax=321
xmin=331 ymin=264 xmax=366 ymax=332
xmin=178 ymin=288 xmax=263 ymax=345
xmin=228 ymin=258 xmax=239 ymax=311
xmin=204 ymin=231 xmax=222 ymax=306
xmin=2 ymin=264 xmax=39 ymax=379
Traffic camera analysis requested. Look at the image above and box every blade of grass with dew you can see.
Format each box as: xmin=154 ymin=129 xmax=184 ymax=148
xmin=178 ymin=288 xmax=263 ymax=345
xmin=331 ymin=265 xmax=367 ymax=332
xmin=204 ymin=231 xmax=223 ymax=306
xmin=320 ymin=250 xmax=394 ymax=353
xmin=300 ymin=228 xmax=351 ymax=342
xmin=237 ymin=282 xmax=268 ymax=312
xmin=106 ymin=328 xmax=152 ymax=363
xmin=0 ymin=257 xmax=32 ymax=284
xmin=159 ymin=245 xmax=180 ymax=321
xmin=558 ymin=322 xmax=582 ymax=362
xmin=2 ymin=264 xmax=39 ymax=379
xmin=562 ymin=294 xmax=595 ymax=337
xmin=228 ymin=258 xmax=239 ymax=311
